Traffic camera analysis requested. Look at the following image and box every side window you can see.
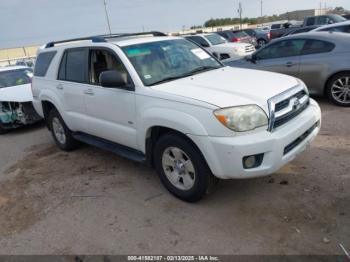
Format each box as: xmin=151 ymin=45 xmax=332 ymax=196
xmin=58 ymin=48 xmax=88 ymax=83
xmin=34 ymin=51 xmax=57 ymax=77
xmin=317 ymin=16 xmax=329 ymax=25
xmin=89 ymin=49 xmax=131 ymax=87
xmin=302 ymin=40 xmax=335 ymax=55
xmin=306 ymin=17 xmax=315 ymax=26
xmin=256 ymin=39 xmax=306 ymax=60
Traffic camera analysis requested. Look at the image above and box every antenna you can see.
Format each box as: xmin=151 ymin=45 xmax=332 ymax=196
xmin=103 ymin=0 xmax=112 ymax=35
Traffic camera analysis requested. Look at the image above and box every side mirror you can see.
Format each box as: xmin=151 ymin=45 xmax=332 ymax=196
xmin=100 ymin=70 xmax=128 ymax=88
xmin=328 ymin=20 xmax=334 ymax=24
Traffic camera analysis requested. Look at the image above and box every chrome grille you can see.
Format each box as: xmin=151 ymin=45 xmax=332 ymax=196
xmin=244 ymin=45 xmax=255 ymax=53
xmin=268 ymin=86 xmax=310 ymax=132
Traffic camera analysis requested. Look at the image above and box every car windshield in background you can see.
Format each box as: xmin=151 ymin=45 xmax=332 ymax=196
xmin=330 ymin=14 xmax=346 ymax=23
xmin=204 ymin=34 xmax=227 ymax=45
xmin=0 ymin=68 xmax=33 ymax=88
xmin=122 ymin=39 xmax=222 ymax=86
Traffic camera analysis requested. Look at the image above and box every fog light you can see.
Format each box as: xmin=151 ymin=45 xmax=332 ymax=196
xmin=243 ymin=154 xmax=264 ymax=169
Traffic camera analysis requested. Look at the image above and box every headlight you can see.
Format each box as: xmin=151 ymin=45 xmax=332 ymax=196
xmin=214 ymin=105 xmax=268 ymax=132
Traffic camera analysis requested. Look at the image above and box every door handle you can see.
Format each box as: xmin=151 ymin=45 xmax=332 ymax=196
xmin=56 ymin=84 xmax=64 ymax=90
xmin=285 ymin=62 xmax=294 ymax=67
xmin=84 ymin=89 xmax=94 ymax=95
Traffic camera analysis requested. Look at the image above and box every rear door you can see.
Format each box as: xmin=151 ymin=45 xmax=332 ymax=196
xmin=299 ymin=39 xmax=336 ymax=93
xmin=57 ymin=48 xmax=89 ymax=131
xmin=253 ymin=39 xmax=306 ymax=77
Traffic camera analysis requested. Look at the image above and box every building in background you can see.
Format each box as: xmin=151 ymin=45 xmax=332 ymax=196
xmin=279 ymin=8 xmax=330 ymax=21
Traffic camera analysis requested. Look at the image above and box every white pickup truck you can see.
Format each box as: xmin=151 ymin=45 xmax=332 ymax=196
xmin=32 ymin=32 xmax=321 ymax=202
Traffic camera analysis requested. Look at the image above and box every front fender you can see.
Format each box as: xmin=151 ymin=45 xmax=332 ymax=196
xmin=137 ymin=108 xmax=208 ymax=152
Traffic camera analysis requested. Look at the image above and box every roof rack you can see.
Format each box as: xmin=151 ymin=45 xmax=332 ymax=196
xmin=44 ymin=31 xmax=167 ymax=48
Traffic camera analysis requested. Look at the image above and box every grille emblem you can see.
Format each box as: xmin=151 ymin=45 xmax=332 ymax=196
xmin=291 ymin=98 xmax=301 ymax=110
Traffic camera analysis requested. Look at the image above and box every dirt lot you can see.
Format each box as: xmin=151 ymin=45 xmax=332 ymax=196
xmin=0 ymin=98 xmax=349 ymax=255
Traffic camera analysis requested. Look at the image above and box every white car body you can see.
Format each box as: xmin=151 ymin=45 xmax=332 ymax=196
xmin=32 ymin=35 xmax=321 ymax=181
xmin=185 ymin=34 xmax=255 ymax=61
xmin=0 ymin=66 xmax=41 ymax=132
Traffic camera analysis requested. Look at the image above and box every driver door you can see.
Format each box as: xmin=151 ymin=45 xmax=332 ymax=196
xmin=83 ymin=48 xmax=137 ymax=149
xmin=253 ymin=39 xmax=306 ymax=77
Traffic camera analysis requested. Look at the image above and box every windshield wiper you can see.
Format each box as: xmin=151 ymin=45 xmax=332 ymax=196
xmin=149 ymin=66 xmax=221 ymax=86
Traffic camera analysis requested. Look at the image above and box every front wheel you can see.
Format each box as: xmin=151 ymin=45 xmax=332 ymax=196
xmin=48 ymin=108 xmax=78 ymax=151
xmin=154 ymin=133 xmax=215 ymax=202
xmin=326 ymin=73 xmax=350 ymax=107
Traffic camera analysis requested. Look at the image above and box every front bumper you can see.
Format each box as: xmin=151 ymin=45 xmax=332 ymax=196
xmin=188 ymin=99 xmax=321 ymax=179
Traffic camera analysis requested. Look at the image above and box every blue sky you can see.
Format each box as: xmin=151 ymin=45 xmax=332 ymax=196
xmin=1 ymin=0 xmax=349 ymax=48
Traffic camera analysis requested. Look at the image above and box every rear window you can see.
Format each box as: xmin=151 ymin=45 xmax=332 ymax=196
xmin=232 ymin=31 xmax=248 ymax=38
xmin=302 ymin=40 xmax=335 ymax=55
xmin=34 ymin=51 xmax=56 ymax=77
xmin=271 ymin=24 xmax=281 ymax=29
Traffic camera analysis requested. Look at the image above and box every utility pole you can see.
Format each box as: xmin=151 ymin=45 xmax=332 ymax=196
xmin=238 ymin=2 xmax=243 ymax=30
xmin=103 ymin=0 xmax=112 ymax=35
xmin=260 ymin=0 xmax=263 ymax=25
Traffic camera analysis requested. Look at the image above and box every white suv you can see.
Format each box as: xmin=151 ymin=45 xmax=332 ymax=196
xmin=32 ymin=32 xmax=321 ymax=202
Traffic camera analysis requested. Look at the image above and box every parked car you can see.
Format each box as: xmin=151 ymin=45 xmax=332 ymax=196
xmin=226 ymin=32 xmax=350 ymax=106
xmin=238 ymin=28 xmax=271 ymax=48
xmin=312 ymin=20 xmax=350 ymax=33
xmin=303 ymin=14 xmax=346 ymax=27
xmin=15 ymin=58 xmax=35 ymax=68
xmin=32 ymin=32 xmax=321 ymax=202
xmin=0 ymin=66 xmax=42 ymax=134
xmin=281 ymin=26 xmax=319 ymax=37
xmin=184 ymin=33 xmax=255 ymax=61
xmin=270 ymin=23 xmax=301 ymax=39
xmin=217 ymin=30 xmax=257 ymax=46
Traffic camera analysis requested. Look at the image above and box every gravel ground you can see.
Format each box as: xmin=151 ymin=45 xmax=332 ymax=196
xmin=0 ymin=98 xmax=349 ymax=255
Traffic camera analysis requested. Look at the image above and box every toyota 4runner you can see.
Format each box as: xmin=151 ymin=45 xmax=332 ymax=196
xmin=32 ymin=32 xmax=321 ymax=202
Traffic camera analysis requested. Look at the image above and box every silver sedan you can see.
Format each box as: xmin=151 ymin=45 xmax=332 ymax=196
xmin=226 ymin=32 xmax=350 ymax=106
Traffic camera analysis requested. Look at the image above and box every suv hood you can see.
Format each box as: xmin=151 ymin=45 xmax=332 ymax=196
xmin=153 ymin=67 xmax=299 ymax=111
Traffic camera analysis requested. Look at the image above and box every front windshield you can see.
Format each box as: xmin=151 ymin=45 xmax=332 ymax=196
xmin=122 ymin=39 xmax=222 ymax=86
xmin=0 ymin=68 xmax=33 ymax=89
xmin=204 ymin=34 xmax=227 ymax=45
xmin=330 ymin=14 xmax=346 ymax=23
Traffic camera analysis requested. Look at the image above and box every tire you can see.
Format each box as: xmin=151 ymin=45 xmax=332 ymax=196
xmin=257 ymin=39 xmax=267 ymax=48
xmin=326 ymin=72 xmax=350 ymax=107
xmin=48 ymin=108 xmax=78 ymax=151
xmin=0 ymin=121 xmax=8 ymax=135
xmin=154 ymin=132 xmax=215 ymax=202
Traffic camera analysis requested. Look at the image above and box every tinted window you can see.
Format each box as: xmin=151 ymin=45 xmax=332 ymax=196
xmin=185 ymin=36 xmax=210 ymax=47
xmin=232 ymin=31 xmax=248 ymax=38
xmin=34 ymin=51 xmax=56 ymax=77
xmin=256 ymin=39 xmax=306 ymax=60
xmin=317 ymin=16 xmax=329 ymax=25
xmin=271 ymin=24 xmax=281 ymax=29
xmin=89 ymin=49 xmax=131 ymax=87
xmin=58 ymin=49 xmax=87 ymax=83
xmin=306 ymin=17 xmax=316 ymax=26
xmin=302 ymin=40 xmax=335 ymax=55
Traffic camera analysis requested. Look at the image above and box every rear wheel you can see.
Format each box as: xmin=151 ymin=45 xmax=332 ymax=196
xmin=154 ymin=133 xmax=215 ymax=202
xmin=48 ymin=108 xmax=78 ymax=151
xmin=257 ymin=39 xmax=267 ymax=48
xmin=326 ymin=73 xmax=350 ymax=107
